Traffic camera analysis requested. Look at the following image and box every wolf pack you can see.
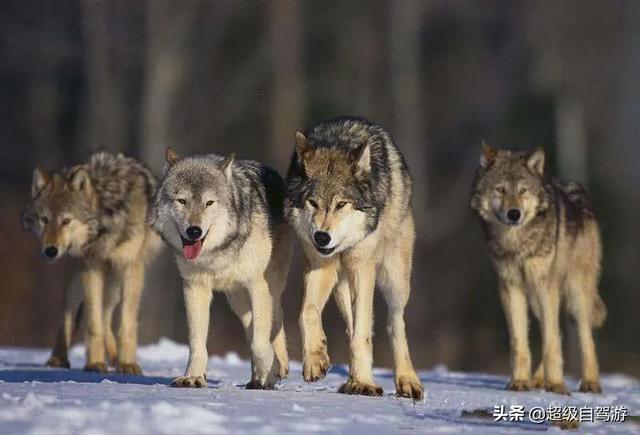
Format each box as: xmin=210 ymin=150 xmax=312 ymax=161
xmin=21 ymin=116 xmax=606 ymax=401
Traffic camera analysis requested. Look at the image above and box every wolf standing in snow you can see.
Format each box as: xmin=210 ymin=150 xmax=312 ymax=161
xmin=150 ymin=149 xmax=291 ymax=389
xmin=284 ymin=117 xmax=424 ymax=400
xmin=471 ymin=143 xmax=606 ymax=394
xmin=22 ymin=152 xmax=160 ymax=374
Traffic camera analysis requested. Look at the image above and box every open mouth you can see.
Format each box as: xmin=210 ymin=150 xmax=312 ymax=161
xmin=181 ymin=232 xmax=207 ymax=260
xmin=315 ymin=245 xmax=335 ymax=256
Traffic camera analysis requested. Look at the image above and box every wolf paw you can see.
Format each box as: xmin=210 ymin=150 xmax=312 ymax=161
xmin=83 ymin=362 xmax=108 ymax=373
xmin=506 ymin=379 xmax=531 ymax=391
xmin=338 ymin=380 xmax=383 ymax=397
xmin=579 ymin=380 xmax=602 ymax=393
xmin=545 ymin=381 xmax=570 ymax=395
xmin=531 ymin=375 xmax=545 ymax=389
xmin=117 ymin=363 xmax=142 ymax=375
xmin=171 ymin=375 xmax=207 ymax=388
xmin=245 ymin=378 xmax=276 ymax=390
xmin=302 ymin=349 xmax=330 ymax=382
xmin=46 ymin=355 xmax=70 ymax=369
xmin=396 ymin=374 xmax=424 ymax=401
xmin=278 ymin=364 xmax=289 ymax=380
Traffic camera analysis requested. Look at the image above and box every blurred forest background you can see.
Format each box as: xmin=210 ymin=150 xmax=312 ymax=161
xmin=1 ymin=0 xmax=639 ymax=378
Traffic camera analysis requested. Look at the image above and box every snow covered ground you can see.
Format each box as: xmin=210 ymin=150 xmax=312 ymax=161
xmin=0 ymin=339 xmax=638 ymax=434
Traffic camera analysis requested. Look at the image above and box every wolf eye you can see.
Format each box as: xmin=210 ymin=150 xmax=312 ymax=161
xmin=336 ymin=201 xmax=347 ymax=210
xmin=176 ymin=198 xmax=187 ymax=205
xmin=519 ymin=187 xmax=528 ymax=195
xmin=205 ymin=200 xmax=214 ymax=207
xmin=495 ymin=186 xmax=506 ymax=195
xmin=41 ymin=216 xmax=48 ymax=225
xmin=308 ymin=199 xmax=318 ymax=209
xmin=61 ymin=218 xmax=71 ymax=226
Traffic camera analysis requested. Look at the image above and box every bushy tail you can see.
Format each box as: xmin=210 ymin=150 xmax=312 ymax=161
xmin=592 ymin=294 xmax=607 ymax=328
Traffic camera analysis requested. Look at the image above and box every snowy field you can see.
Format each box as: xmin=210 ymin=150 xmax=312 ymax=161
xmin=0 ymin=339 xmax=638 ymax=434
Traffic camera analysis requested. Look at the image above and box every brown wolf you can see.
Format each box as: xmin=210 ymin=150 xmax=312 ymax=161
xmin=284 ymin=117 xmax=423 ymax=400
xmin=471 ymin=142 xmax=606 ymax=394
xmin=22 ymin=152 xmax=160 ymax=374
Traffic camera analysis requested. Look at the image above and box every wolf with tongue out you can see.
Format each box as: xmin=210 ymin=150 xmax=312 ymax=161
xmin=149 ymin=148 xmax=292 ymax=389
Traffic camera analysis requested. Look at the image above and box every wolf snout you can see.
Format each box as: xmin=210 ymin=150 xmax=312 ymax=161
xmin=185 ymin=226 xmax=203 ymax=240
xmin=43 ymin=246 xmax=59 ymax=259
xmin=507 ymin=209 xmax=521 ymax=224
xmin=313 ymin=231 xmax=331 ymax=247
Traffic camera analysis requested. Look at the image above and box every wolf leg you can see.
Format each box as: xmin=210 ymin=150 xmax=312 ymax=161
xmin=226 ymin=289 xmax=255 ymax=375
xmin=529 ymin=298 xmax=545 ymax=388
xmin=172 ymin=276 xmax=212 ymax=388
xmin=569 ymin=278 xmax=602 ymax=393
xmin=271 ymin=291 xmax=289 ymax=380
xmin=246 ymin=277 xmax=278 ymax=389
xmin=333 ymin=277 xmax=353 ymax=340
xmin=300 ymin=261 xmax=337 ymax=382
xmin=535 ymin=276 xmax=568 ymax=395
xmin=115 ymin=261 xmax=144 ymax=375
xmin=339 ymin=261 xmax=382 ymax=397
xmin=378 ymin=228 xmax=424 ymax=401
xmin=103 ymin=276 xmax=121 ymax=367
xmin=80 ymin=263 xmax=108 ymax=372
xmin=498 ymin=270 xmax=532 ymax=391
xmin=47 ymin=277 xmax=83 ymax=369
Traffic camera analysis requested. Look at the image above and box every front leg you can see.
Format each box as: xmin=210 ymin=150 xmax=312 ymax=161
xmin=80 ymin=264 xmax=108 ymax=372
xmin=115 ymin=261 xmax=144 ymax=375
xmin=339 ymin=261 xmax=382 ymax=397
xmin=172 ymin=276 xmax=213 ymax=388
xmin=246 ymin=277 xmax=278 ymax=390
xmin=498 ymin=268 xmax=532 ymax=391
xmin=47 ymin=276 xmax=83 ymax=369
xmin=300 ymin=260 xmax=338 ymax=382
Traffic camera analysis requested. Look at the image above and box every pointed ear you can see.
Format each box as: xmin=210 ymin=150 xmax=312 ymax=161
xmin=220 ymin=153 xmax=235 ymax=178
xmin=526 ymin=147 xmax=545 ymax=176
xmin=166 ymin=147 xmax=181 ymax=167
xmin=350 ymin=143 xmax=371 ymax=179
xmin=68 ymin=168 xmax=93 ymax=197
xmin=295 ymin=132 xmax=314 ymax=165
xmin=480 ymin=140 xmax=497 ymax=169
xmin=31 ymin=167 xmax=49 ymax=198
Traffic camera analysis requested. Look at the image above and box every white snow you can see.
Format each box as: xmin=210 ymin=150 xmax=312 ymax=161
xmin=0 ymin=340 xmax=638 ymax=434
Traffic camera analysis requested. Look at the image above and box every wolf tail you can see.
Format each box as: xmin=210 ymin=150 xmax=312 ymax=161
xmin=591 ymin=294 xmax=607 ymax=328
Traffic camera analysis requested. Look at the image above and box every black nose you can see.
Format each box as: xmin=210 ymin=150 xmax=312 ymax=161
xmin=186 ymin=226 xmax=202 ymax=240
xmin=314 ymin=231 xmax=331 ymax=247
xmin=44 ymin=246 xmax=58 ymax=258
xmin=507 ymin=209 xmax=521 ymax=223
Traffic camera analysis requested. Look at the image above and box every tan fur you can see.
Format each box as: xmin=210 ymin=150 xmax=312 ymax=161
xmin=472 ymin=144 xmax=606 ymax=394
xmin=287 ymin=124 xmax=423 ymax=400
xmin=26 ymin=154 xmax=159 ymax=374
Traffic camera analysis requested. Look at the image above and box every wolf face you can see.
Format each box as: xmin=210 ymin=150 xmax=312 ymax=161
xmin=471 ymin=142 xmax=550 ymax=228
xmin=289 ymin=132 xmax=372 ymax=258
xmin=150 ymin=149 xmax=236 ymax=260
xmin=23 ymin=167 xmax=100 ymax=261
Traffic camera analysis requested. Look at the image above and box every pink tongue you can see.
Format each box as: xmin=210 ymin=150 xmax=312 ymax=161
xmin=182 ymin=240 xmax=203 ymax=260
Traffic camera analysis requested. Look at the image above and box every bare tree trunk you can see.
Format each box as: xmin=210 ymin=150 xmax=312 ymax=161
xmin=389 ymin=0 xmax=428 ymax=222
xmin=267 ymin=0 xmax=305 ymax=173
xmin=80 ymin=0 xmax=127 ymax=153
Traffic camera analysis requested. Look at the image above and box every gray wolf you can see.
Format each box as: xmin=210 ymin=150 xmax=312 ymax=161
xmin=284 ymin=116 xmax=424 ymax=400
xmin=149 ymin=148 xmax=292 ymax=389
xmin=471 ymin=142 xmax=606 ymax=394
xmin=22 ymin=152 xmax=160 ymax=374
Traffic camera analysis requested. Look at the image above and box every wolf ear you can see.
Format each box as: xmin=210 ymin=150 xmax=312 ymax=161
xmin=68 ymin=168 xmax=93 ymax=198
xmin=350 ymin=142 xmax=371 ymax=179
xmin=480 ymin=141 xmax=497 ymax=169
xmin=31 ymin=167 xmax=49 ymax=198
xmin=295 ymin=132 xmax=314 ymax=165
xmin=220 ymin=153 xmax=235 ymax=178
xmin=527 ymin=147 xmax=545 ymax=176
xmin=166 ymin=147 xmax=181 ymax=167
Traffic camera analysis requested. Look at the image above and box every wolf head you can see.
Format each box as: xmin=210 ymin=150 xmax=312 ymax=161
xmin=148 ymin=148 xmax=236 ymax=260
xmin=471 ymin=142 xmax=550 ymax=228
xmin=288 ymin=132 xmax=375 ymax=258
xmin=22 ymin=167 xmax=101 ymax=261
